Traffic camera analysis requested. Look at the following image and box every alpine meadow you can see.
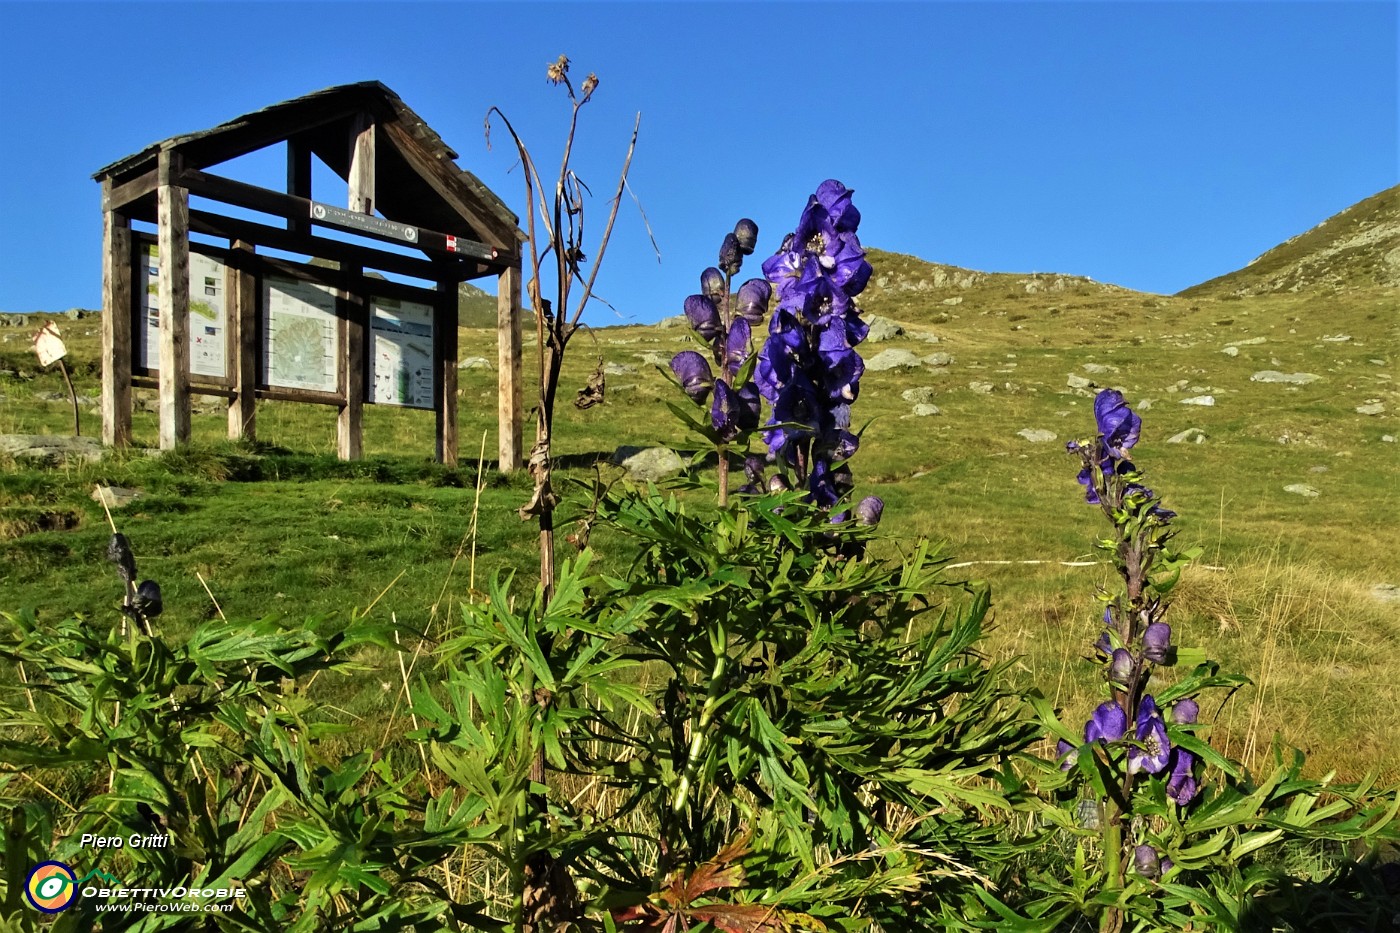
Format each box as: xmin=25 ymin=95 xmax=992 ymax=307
xmin=1 ymin=60 xmax=1398 ymax=932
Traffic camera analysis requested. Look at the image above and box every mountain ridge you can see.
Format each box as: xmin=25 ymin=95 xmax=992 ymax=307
xmin=1178 ymin=183 xmax=1400 ymax=298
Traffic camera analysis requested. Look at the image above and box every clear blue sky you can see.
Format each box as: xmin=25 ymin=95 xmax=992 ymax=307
xmin=1 ymin=1 xmax=1395 ymax=322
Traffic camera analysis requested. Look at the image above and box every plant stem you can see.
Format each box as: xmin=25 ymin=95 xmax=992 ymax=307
xmin=717 ymin=444 xmax=729 ymax=507
xmin=1101 ymin=800 xmax=1124 ymax=933
xmin=667 ymin=622 xmax=729 ymax=866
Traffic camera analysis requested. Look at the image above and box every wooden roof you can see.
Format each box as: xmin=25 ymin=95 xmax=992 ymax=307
xmin=94 ymin=81 xmax=522 ymax=251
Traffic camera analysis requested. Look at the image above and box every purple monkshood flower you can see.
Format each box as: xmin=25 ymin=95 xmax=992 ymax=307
xmin=1128 ymin=695 xmax=1171 ymax=775
xmin=1056 ymin=739 xmax=1079 ymax=770
xmin=1143 ymin=623 xmax=1172 ymax=664
xmin=711 ymin=380 xmax=760 ymax=442
xmin=738 ymin=456 xmax=767 ymax=496
xmin=1086 ymin=701 xmax=1128 ymax=743
xmin=814 ymin=179 xmax=861 ymax=233
xmin=723 ymin=319 xmax=750 ymax=380
xmin=734 ymin=279 xmax=771 ymax=325
xmin=1166 ymin=747 xmax=1199 ymax=805
xmin=670 ymin=351 xmax=713 ymax=403
xmin=854 ymin=495 xmax=883 ymax=526
xmin=1094 ymin=389 xmax=1141 ymax=459
xmin=684 ymin=295 xmax=723 ymax=343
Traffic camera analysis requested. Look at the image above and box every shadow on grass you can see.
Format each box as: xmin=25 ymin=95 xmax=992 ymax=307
xmin=1236 ymin=851 xmax=1400 ymax=932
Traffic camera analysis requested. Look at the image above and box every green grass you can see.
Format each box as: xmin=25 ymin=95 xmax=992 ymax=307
xmin=2 ymin=254 xmax=1397 ymax=780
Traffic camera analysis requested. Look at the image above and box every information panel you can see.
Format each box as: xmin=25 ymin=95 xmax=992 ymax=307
xmin=136 ymin=244 xmax=229 ymax=379
xmin=262 ymin=274 xmax=339 ymax=394
xmin=368 ymin=295 xmax=435 ymax=409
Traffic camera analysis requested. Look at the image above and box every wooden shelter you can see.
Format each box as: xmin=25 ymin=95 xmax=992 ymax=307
xmin=93 ymin=81 xmax=525 ymax=469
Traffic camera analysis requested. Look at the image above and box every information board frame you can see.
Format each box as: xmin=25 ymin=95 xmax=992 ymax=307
xmin=130 ymin=232 xmax=234 ymax=387
xmin=256 ymin=256 xmax=346 ymax=402
xmin=365 ymin=277 xmax=440 ymax=411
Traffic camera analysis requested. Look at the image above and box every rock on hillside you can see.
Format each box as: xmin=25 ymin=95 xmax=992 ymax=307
xmin=1179 ymin=183 xmax=1400 ymax=298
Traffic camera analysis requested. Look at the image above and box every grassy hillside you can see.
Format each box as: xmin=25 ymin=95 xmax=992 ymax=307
xmin=1180 ymin=183 xmax=1400 ymax=298
xmin=2 ymin=230 xmax=1397 ymax=779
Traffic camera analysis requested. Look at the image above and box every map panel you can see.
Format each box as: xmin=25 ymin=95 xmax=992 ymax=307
xmin=262 ymin=274 xmax=339 ymax=394
xmin=368 ymin=295 xmax=435 ymax=409
xmin=136 ymin=244 xmax=228 ymax=378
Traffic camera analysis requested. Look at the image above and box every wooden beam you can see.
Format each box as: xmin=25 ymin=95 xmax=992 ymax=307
xmin=286 ymin=139 xmax=312 ymax=237
xmin=497 ymin=263 xmax=523 ymax=471
xmin=349 ymin=116 xmax=375 ymax=214
xmin=228 ymin=240 xmax=257 ymax=441
xmin=157 ymin=172 xmax=191 ymax=449
xmin=100 ymin=198 xmax=133 ymax=448
xmin=379 ymin=119 xmax=520 ymax=253
xmin=179 ymin=168 xmax=502 ymax=266
xmin=103 ymin=168 xmax=159 ymax=213
xmin=186 ymin=208 xmax=476 ymax=283
xmin=132 ymin=376 xmax=234 ymax=399
xmin=436 ymin=277 xmax=459 ymax=467
xmin=175 ymin=98 xmax=366 ymax=174
xmin=338 ymin=267 xmax=364 ymax=461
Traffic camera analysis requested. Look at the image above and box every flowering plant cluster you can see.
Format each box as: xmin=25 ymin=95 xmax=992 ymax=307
xmin=668 ymin=182 xmax=882 ymax=527
xmin=751 ymin=180 xmax=876 ymax=515
xmin=1059 ymin=390 xmax=1211 ymax=898
xmin=668 ymin=220 xmax=768 ymax=504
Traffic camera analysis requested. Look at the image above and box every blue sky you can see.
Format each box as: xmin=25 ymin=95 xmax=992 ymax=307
xmin=0 ymin=1 xmax=1395 ymax=323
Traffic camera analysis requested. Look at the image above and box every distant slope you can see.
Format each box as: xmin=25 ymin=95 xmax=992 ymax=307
xmin=859 ymin=247 xmax=1145 ymax=324
xmin=457 ymin=281 xmax=497 ymax=327
xmin=1179 ymin=183 xmax=1400 ymax=298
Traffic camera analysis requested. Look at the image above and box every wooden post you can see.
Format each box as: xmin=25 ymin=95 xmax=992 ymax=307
xmin=349 ymin=116 xmax=375 ymax=215
xmin=100 ymin=193 xmax=133 ymax=448
xmin=335 ymin=117 xmax=374 ymax=461
xmin=338 ymin=266 xmax=364 ymax=461
xmin=497 ymin=263 xmax=523 ymax=471
xmin=227 ymin=240 xmax=257 ymax=441
xmin=157 ymin=158 xmax=191 ymax=449
xmin=286 ymin=139 xmax=311 ymax=237
xmin=436 ymin=277 xmax=459 ymax=467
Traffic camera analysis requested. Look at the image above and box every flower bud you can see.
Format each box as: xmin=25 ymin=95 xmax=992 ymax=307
xmin=854 ymin=496 xmax=884 ymax=526
xmin=683 ymin=295 xmax=722 ymax=342
xmin=700 ymin=267 xmax=726 ymax=306
xmin=1171 ymin=699 xmax=1199 ymax=725
xmin=1143 ymin=623 xmax=1171 ymax=664
xmin=733 ymin=218 xmax=758 ymax=255
xmin=718 ymin=233 xmax=743 ymax=276
xmin=1133 ymin=845 xmax=1161 ymax=880
xmin=669 ymin=351 xmax=713 ymax=403
xmin=1109 ymin=648 xmax=1135 ymax=687
xmin=735 ymin=279 xmax=771 ymax=325
xmin=768 ymin=474 xmax=790 ymax=493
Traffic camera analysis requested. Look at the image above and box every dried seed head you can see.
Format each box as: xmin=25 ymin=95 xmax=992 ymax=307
xmin=546 ymin=55 xmax=570 ymax=85
xmin=107 ymin=533 xmax=137 ymax=584
xmin=134 ymin=580 xmax=163 ymax=618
